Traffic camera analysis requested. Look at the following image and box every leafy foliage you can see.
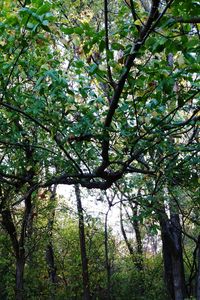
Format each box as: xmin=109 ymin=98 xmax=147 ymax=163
xmin=0 ymin=0 xmax=199 ymax=299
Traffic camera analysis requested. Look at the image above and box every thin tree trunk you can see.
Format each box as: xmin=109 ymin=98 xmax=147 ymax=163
xmin=15 ymin=194 xmax=33 ymax=300
xmin=128 ymin=202 xmax=144 ymax=271
xmin=133 ymin=209 xmax=143 ymax=257
xmin=75 ymin=184 xmax=90 ymax=300
xmin=46 ymin=243 xmax=56 ymax=300
xmin=120 ymin=203 xmax=134 ymax=255
xmin=104 ymin=209 xmax=111 ymax=300
xmin=45 ymin=186 xmax=57 ymax=300
xmin=1 ymin=208 xmax=26 ymax=300
xmin=1 ymin=208 xmax=24 ymax=300
xmin=196 ymin=235 xmax=200 ymax=299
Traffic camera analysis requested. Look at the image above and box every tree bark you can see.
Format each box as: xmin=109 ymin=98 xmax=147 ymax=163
xmin=160 ymin=217 xmax=175 ymax=300
xmin=45 ymin=186 xmax=57 ymax=300
xmin=15 ymin=253 xmax=25 ymax=300
xmin=16 ymin=194 xmax=33 ymax=300
xmin=1 ymin=191 xmax=34 ymax=300
xmin=196 ymin=235 xmax=200 ymax=299
xmin=0 ymin=146 xmax=35 ymax=300
xmin=170 ymin=213 xmax=187 ymax=300
xmin=104 ymin=209 xmax=111 ymax=300
xmin=120 ymin=203 xmax=134 ymax=255
xmin=75 ymin=184 xmax=91 ymax=300
xmin=128 ymin=202 xmax=144 ymax=271
xmin=1 ymin=208 xmax=24 ymax=300
xmin=46 ymin=241 xmax=57 ymax=283
xmin=159 ymin=212 xmax=187 ymax=300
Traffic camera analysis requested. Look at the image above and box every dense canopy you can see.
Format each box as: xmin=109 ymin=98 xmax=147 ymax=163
xmin=0 ymin=0 xmax=199 ymax=190
xmin=0 ymin=0 xmax=199 ymax=299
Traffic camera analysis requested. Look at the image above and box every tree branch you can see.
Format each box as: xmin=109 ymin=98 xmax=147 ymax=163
xmin=175 ymin=17 xmax=200 ymax=24
xmin=104 ymin=0 xmax=114 ymax=87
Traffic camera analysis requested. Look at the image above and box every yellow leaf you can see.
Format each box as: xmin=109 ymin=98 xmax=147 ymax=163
xmin=134 ymin=16 xmax=147 ymax=26
xmin=134 ymin=19 xmax=141 ymax=26
xmin=177 ymin=54 xmax=185 ymax=67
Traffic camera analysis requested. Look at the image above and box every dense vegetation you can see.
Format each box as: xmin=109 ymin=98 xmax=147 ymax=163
xmin=0 ymin=0 xmax=199 ymax=299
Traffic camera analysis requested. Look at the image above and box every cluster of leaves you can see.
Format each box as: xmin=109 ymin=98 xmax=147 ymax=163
xmin=0 ymin=0 xmax=199 ymax=191
xmin=0 ymin=0 xmax=199 ymax=298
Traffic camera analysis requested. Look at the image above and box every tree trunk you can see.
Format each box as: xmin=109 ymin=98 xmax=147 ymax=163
xmin=159 ymin=212 xmax=187 ymax=300
xmin=15 ymin=254 xmax=25 ymax=300
xmin=196 ymin=236 xmax=200 ymax=299
xmin=45 ymin=186 xmax=57 ymax=300
xmin=120 ymin=203 xmax=134 ymax=255
xmin=160 ymin=218 xmax=175 ymax=300
xmin=1 ymin=208 xmax=25 ymax=300
xmin=75 ymin=184 xmax=91 ymax=300
xmin=104 ymin=210 xmax=111 ymax=300
xmin=46 ymin=242 xmax=57 ymax=283
xmin=170 ymin=213 xmax=186 ymax=300
xmin=172 ymin=255 xmax=185 ymax=300
xmin=46 ymin=242 xmax=57 ymax=300
xmin=128 ymin=202 xmax=144 ymax=271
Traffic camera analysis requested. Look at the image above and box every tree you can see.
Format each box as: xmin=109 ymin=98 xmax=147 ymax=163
xmin=0 ymin=145 xmax=38 ymax=299
xmin=75 ymin=184 xmax=91 ymax=300
xmin=0 ymin=0 xmax=199 ymax=299
xmin=0 ymin=0 xmax=199 ymax=189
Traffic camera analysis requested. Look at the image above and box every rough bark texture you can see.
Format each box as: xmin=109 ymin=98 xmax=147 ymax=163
xmin=75 ymin=184 xmax=91 ymax=300
xmin=159 ymin=212 xmax=187 ymax=300
xmin=170 ymin=213 xmax=186 ymax=300
xmin=160 ymin=217 xmax=175 ymax=300
xmin=15 ymin=255 xmax=25 ymax=300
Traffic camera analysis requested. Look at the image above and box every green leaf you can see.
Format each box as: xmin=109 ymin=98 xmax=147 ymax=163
xmin=61 ymin=27 xmax=74 ymax=35
xmin=88 ymin=64 xmax=98 ymax=75
xmin=74 ymin=27 xmax=84 ymax=35
xmin=111 ymin=42 xmax=124 ymax=50
xmin=99 ymin=40 xmax=105 ymax=52
xmin=36 ymin=3 xmax=51 ymax=15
